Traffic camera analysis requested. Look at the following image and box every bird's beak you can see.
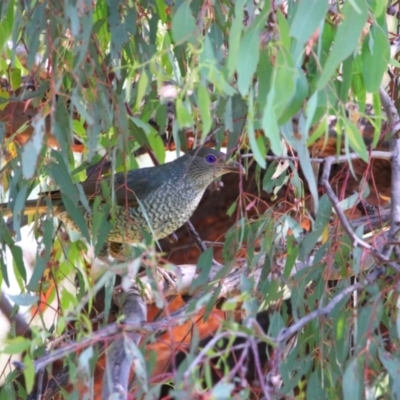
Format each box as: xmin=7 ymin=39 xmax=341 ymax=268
xmin=222 ymin=160 xmax=245 ymax=174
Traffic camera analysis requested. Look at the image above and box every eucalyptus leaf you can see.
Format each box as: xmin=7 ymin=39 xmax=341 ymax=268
xmin=171 ymin=2 xmax=196 ymax=44
xmin=236 ymin=24 xmax=261 ymax=96
xmin=8 ymin=293 xmax=39 ymax=306
xmin=192 ymin=247 xmax=213 ymax=291
xmin=318 ymin=0 xmax=368 ymax=89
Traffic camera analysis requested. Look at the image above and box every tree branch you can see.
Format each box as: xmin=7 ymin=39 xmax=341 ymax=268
xmin=321 ymin=154 xmax=400 ymax=272
xmin=102 ymin=285 xmax=147 ymax=400
xmin=380 ymin=87 xmax=400 ymax=258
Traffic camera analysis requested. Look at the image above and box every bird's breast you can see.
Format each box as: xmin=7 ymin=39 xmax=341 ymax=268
xmin=140 ymin=182 xmax=206 ymax=239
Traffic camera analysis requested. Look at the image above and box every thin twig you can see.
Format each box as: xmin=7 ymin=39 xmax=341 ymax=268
xmin=184 ymin=220 xmax=208 ymax=253
xmin=321 ymin=155 xmax=400 ymax=272
xmin=274 ymin=267 xmax=384 ymax=345
xmin=380 ymin=87 xmax=400 ymax=258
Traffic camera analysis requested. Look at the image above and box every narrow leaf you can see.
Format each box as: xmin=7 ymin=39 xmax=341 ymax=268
xmin=8 ymin=294 xmax=39 ymax=307
xmin=290 ymin=0 xmax=329 ymax=45
xmin=343 ymin=358 xmax=362 ymax=400
xmin=171 ymin=2 xmax=196 ymax=44
xmin=176 ymin=99 xmax=193 ymax=128
xmin=262 ymin=88 xmax=283 ymax=158
xmin=197 ymin=84 xmax=212 ymax=136
xmin=343 ymin=119 xmax=368 ymax=162
xmin=361 ymin=25 xmax=390 ymax=92
xmin=318 ymin=0 xmax=368 ymax=89
xmin=192 ymin=248 xmax=213 ymax=291
xmin=135 ymin=71 xmax=149 ymax=111
xmin=226 ymin=0 xmax=246 ymax=79
xmin=236 ymin=25 xmax=261 ymax=96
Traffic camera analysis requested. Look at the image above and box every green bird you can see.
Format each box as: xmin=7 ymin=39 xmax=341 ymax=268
xmin=1 ymin=148 xmax=243 ymax=256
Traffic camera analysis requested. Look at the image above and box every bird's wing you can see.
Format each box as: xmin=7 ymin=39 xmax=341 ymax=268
xmin=40 ymin=160 xmax=176 ymax=208
xmin=113 ymin=165 xmax=171 ymax=206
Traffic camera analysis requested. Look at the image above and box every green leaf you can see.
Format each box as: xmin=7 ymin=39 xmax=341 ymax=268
xmin=379 ymin=348 xmax=400 ymax=396
xmin=107 ymin=0 xmax=128 ymax=58
xmin=135 ymin=71 xmax=149 ymax=111
xmin=226 ymin=200 xmax=237 ymax=217
xmin=62 ymin=193 xmax=91 ymax=241
xmin=0 ymin=122 xmax=5 ymax=143
xmin=27 ymin=219 xmax=54 ymax=291
xmin=208 ymin=69 xmax=236 ymax=96
xmin=262 ymin=88 xmax=282 ymax=158
xmin=156 ymin=0 xmax=167 ymax=23
xmin=294 ymin=148 xmax=318 ymax=210
xmin=338 ymin=56 xmax=354 ymax=102
xmin=306 ymin=371 xmax=326 ymax=399
xmin=197 ymin=84 xmax=212 ymax=136
xmin=317 ymin=0 xmax=368 ymax=89
xmin=290 ymin=0 xmax=329 ymax=45
xmin=299 ymin=195 xmax=331 ymax=260
xmin=23 ymin=355 xmax=35 ymax=394
xmin=91 ymin=197 xmax=111 ymax=256
xmin=78 ymin=346 xmax=94 ymax=374
xmin=1 ymin=220 xmax=25 ymax=284
xmin=343 ymin=358 xmax=362 ymax=400
xmin=343 ymin=119 xmax=368 ymax=162
xmin=272 ymin=49 xmax=296 ymax=119
xmin=3 ymin=337 xmax=30 ymax=354
xmin=131 ymin=116 xmax=151 ymax=134
xmin=176 ymin=98 xmax=193 ymax=128
xmin=248 ymin=121 xmax=266 ymax=169
xmin=236 ymin=24 xmax=261 ymax=96
xmin=370 ymin=0 xmax=387 ymax=17
xmin=256 ymin=50 xmax=273 ymax=112
xmin=226 ymin=94 xmax=247 ymax=152
xmin=278 ymin=67 xmax=309 ymax=124
xmin=226 ymin=0 xmax=246 ymax=79
xmin=361 ymin=25 xmax=390 ymax=92
xmin=284 ymin=235 xmax=299 ymax=278
xmin=47 ymin=151 xmax=91 ymax=213
xmin=26 ymin=3 xmax=45 ymax=69
xmin=0 ymin=89 xmax=9 ymax=111
xmin=148 ymin=126 xmax=166 ymax=163
xmin=171 ymin=2 xmax=196 ymax=44
xmin=277 ymin=9 xmax=291 ymax=50
xmin=351 ymin=55 xmax=366 ymax=110
xmin=0 ymin=2 xmax=14 ymax=59
xmin=192 ymin=247 xmax=213 ymax=291
xmin=247 ymin=90 xmax=266 ymax=168
xmin=8 ymin=294 xmax=39 ymax=306
xmin=211 ymin=382 xmax=235 ymax=398
xmin=371 ymin=92 xmax=382 ymax=146
xmin=199 ymin=34 xmax=216 ymax=75
xmin=10 ymin=67 xmax=21 ymax=91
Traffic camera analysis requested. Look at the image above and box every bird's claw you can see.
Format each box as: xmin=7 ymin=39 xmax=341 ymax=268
xmin=155 ymin=267 xmax=177 ymax=289
xmin=140 ymin=267 xmax=178 ymax=301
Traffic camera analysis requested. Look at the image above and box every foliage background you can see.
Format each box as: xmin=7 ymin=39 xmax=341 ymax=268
xmin=0 ymin=0 xmax=399 ymax=399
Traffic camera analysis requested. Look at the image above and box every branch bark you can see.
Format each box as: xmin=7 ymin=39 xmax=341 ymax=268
xmin=102 ymin=286 xmax=147 ymax=400
xmin=379 ymin=87 xmax=400 ymax=258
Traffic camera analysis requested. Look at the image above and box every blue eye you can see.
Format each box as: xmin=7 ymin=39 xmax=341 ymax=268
xmin=205 ymin=154 xmax=217 ymax=163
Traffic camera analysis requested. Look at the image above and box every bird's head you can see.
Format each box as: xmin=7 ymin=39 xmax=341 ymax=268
xmin=183 ymin=148 xmax=244 ymax=188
